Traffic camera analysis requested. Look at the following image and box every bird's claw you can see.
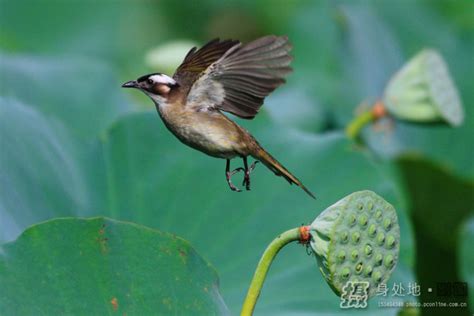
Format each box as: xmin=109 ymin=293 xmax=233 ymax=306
xmin=250 ymin=161 xmax=259 ymax=172
xmin=228 ymin=181 xmax=242 ymax=192
xmin=242 ymin=161 xmax=259 ymax=190
xmin=231 ymin=167 xmax=244 ymax=175
xmin=226 ymin=160 xmax=259 ymax=192
xmin=226 ymin=167 xmax=244 ymax=192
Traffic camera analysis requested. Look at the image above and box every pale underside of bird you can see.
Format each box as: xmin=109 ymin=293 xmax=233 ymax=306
xmin=122 ymin=35 xmax=315 ymax=198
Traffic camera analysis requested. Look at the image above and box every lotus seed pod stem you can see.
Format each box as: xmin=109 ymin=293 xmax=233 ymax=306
xmin=345 ymin=101 xmax=387 ymax=140
xmin=241 ymin=227 xmax=309 ymax=316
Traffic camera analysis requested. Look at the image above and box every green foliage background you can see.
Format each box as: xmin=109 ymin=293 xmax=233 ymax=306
xmin=0 ymin=0 xmax=473 ymax=315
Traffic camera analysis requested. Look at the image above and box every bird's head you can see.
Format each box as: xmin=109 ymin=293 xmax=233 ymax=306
xmin=122 ymin=73 xmax=178 ymax=105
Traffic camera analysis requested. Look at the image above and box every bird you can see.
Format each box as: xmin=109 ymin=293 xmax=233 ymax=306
xmin=122 ymin=35 xmax=315 ymax=198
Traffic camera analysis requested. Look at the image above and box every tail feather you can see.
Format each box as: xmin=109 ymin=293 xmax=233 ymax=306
xmin=252 ymin=147 xmax=316 ymax=199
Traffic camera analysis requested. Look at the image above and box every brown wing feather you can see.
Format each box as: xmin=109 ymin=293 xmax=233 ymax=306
xmin=185 ymin=35 xmax=293 ymax=119
xmin=215 ymin=35 xmax=292 ymax=119
xmin=173 ymin=38 xmax=240 ymax=91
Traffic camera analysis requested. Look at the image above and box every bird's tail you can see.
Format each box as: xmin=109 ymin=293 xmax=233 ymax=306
xmin=251 ymin=146 xmax=315 ymax=199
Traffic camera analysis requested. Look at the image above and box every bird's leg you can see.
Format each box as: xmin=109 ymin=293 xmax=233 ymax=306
xmin=226 ymin=159 xmax=244 ymax=192
xmin=242 ymin=157 xmax=259 ymax=190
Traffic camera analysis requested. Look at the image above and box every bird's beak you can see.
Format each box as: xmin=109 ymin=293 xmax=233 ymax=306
xmin=121 ymin=80 xmax=138 ymax=88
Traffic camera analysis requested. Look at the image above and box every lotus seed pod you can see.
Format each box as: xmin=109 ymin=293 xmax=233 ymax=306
xmin=383 ymin=49 xmax=464 ymax=126
xmin=309 ymin=191 xmax=400 ymax=298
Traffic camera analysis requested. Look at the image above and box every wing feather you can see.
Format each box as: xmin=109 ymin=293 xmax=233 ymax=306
xmin=173 ymin=38 xmax=240 ymax=89
xmin=185 ymin=35 xmax=293 ymax=119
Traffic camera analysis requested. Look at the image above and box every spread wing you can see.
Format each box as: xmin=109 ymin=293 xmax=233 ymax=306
xmin=173 ymin=38 xmax=240 ymax=92
xmin=175 ymin=35 xmax=292 ymax=119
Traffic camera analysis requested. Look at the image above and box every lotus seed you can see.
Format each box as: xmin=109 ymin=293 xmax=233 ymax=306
xmin=364 ymin=244 xmax=373 ymax=257
xmin=375 ymin=210 xmax=383 ymax=222
xmin=341 ymin=267 xmax=351 ymax=279
xmin=384 ymin=255 xmax=394 ymax=268
xmin=339 ymin=231 xmax=349 ymax=243
xmin=347 ymin=214 xmax=356 ymax=226
xmin=373 ymin=270 xmax=382 ymax=283
xmin=367 ymin=201 xmax=374 ymax=212
xmin=368 ymin=224 xmax=377 ymax=237
xmin=386 ymin=235 xmax=396 ymax=248
xmin=357 ymin=203 xmax=364 ymax=211
xmin=337 ymin=250 xmax=346 ymax=262
xmin=383 ymin=218 xmax=392 ymax=231
xmin=351 ymin=232 xmax=361 ymax=244
xmin=364 ymin=265 xmax=373 ymax=276
xmin=355 ymin=262 xmax=363 ymax=274
xmin=358 ymin=215 xmax=368 ymax=227
xmin=374 ymin=253 xmax=383 ymax=266
xmin=351 ymin=249 xmax=359 ymax=261
xmin=376 ymin=232 xmax=385 ymax=245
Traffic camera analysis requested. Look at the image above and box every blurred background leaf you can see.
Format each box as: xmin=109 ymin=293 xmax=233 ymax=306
xmin=460 ymin=217 xmax=474 ymax=309
xmin=0 ymin=54 xmax=131 ymax=139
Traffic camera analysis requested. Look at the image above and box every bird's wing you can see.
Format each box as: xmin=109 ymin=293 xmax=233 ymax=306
xmin=173 ymin=38 xmax=240 ymax=92
xmin=177 ymin=36 xmax=292 ymax=119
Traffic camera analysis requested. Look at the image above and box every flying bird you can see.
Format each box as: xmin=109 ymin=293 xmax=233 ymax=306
xmin=122 ymin=36 xmax=315 ymax=198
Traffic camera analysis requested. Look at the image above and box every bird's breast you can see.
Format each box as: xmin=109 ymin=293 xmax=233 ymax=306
xmin=157 ymin=105 xmax=246 ymax=159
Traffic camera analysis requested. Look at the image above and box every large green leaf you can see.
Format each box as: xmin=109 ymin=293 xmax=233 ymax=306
xmin=0 ymin=217 xmax=228 ymax=315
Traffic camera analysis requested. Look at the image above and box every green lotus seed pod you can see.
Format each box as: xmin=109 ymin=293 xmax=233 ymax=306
xmin=383 ymin=49 xmax=464 ymax=126
xmin=309 ymin=191 xmax=400 ymax=298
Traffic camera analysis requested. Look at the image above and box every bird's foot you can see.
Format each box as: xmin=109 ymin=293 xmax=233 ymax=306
xmin=226 ymin=167 xmax=244 ymax=192
xmin=242 ymin=161 xmax=259 ymax=190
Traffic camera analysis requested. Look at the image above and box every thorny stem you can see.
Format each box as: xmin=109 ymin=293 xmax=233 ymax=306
xmin=240 ymin=226 xmax=311 ymax=316
xmin=345 ymin=101 xmax=387 ymax=140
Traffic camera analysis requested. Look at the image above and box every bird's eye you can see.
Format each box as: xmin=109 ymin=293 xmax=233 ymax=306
xmin=147 ymin=79 xmax=154 ymax=85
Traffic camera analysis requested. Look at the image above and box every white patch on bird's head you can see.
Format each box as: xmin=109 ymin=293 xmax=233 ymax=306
xmin=134 ymin=73 xmax=177 ymax=108
xmin=148 ymin=74 xmax=176 ymax=85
